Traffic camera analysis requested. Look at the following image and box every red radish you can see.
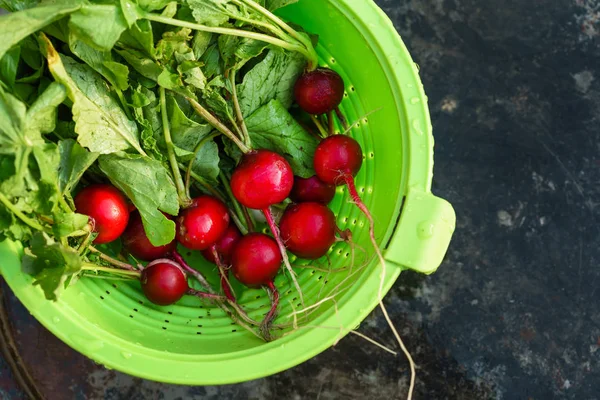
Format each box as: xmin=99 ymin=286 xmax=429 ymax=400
xmin=279 ymin=202 xmax=336 ymax=259
xmin=231 ymin=233 xmax=281 ymax=339
xmin=231 ymin=233 xmax=281 ymax=287
xmin=230 ymin=150 xmax=294 ymax=210
xmin=230 ymin=149 xmax=304 ymax=306
xmin=176 ymin=195 xmax=230 ymax=250
xmin=200 ymin=225 xmax=241 ymax=265
xmin=294 ymin=68 xmax=345 ymax=115
xmin=141 ymin=259 xmax=188 ymax=305
xmin=289 ymin=175 xmax=336 ymax=205
xmin=122 ymin=211 xmax=176 ymax=261
xmin=313 ymin=135 xmax=363 ymax=185
xmin=74 ymin=184 xmax=129 ymax=244
xmin=201 ymin=225 xmax=242 ymax=302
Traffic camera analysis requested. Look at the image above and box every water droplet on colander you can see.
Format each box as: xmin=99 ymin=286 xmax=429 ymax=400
xmin=132 ymin=329 xmax=144 ymax=337
xmin=69 ymin=335 xmax=104 ymax=352
xmin=52 ymin=316 xmax=60 ymax=324
xmin=121 ymin=351 xmax=132 ymax=359
xmin=412 ymin=120 xmax=424 ymax=135
xmin=410 ymin=97 xmax=420 ymax=104
xmin=407 ymin=83 xmax=414 ymax=88
xmin=417 ymin=221 xmax=435 ymax=239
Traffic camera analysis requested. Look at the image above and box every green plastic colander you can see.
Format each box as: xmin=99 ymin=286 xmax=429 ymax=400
xmin=0 ymin=0 xmax=455 ymax=384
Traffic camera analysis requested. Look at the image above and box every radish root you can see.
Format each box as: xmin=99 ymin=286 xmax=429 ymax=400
xmin=343 ymin=174 xmax=416 ymax=400
xmin=263 ymin=207 xmax=305 ymax=309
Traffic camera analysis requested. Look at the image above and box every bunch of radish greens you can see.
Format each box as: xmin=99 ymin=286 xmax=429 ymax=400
xmin=0 ymin=0 xmax=382 ymax=343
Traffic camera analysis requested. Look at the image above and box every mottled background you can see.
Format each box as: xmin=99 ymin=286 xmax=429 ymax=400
xmin=2 ymin=0 xmax=600 ymax=399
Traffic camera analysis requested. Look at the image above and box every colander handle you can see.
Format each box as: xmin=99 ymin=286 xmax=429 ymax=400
xmin=384 ymin=188 xmax=456 ymax=275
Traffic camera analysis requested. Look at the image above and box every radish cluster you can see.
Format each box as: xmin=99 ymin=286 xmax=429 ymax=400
xmin=72 ymin=66 xmax=373 ymax=341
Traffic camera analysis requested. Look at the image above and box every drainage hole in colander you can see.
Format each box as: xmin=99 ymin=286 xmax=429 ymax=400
xmin=100 ymin=296 xmax=104 ymax=300
xmin=286 ymin=290 xmax=292 ymax=295
xmin=138 ymin=300 xmax=143 ymax=305
xmin=352 ymin=219 xmax=357 ymax=225
xmin=167 ymin=311 xmax=173 ymax=315
xmin=363 ymin=118 xmax=368 ymax=124
xmin=344 ymin=252 xmax=350 ymax=258
xmin=165 ymin=320 xmax=170 ymax=323
xmin=292 ymin=297 xmax=297 ymax=302
xmin=255 ymin=295 xmax=261 ymax=299
xmin=198 ymin=315 xmax=203 ymax=319
xmin=129 ymin=315 xmax=133 ymax=318
xmin=162 ymin=327 xmax=167 ymax=330
xmin=133 ymin=308 xmax=138 ymax=312
xmin=350 ymin=86 xmax=355 ymax=92
xmin=369 ymin=152 xmax=374 ymax=159
xmin=231 ymin=329 xmax=237 ymax=332
xmin=197 ymin=324 xmax=203 ymax=328
xmin=105 ymin=290 xmax=110 ymax=295
xmin=337 ymin=249 xmax=342 ymax=255
xmin=111 ymin=284 xmax=117 ymax=289
xmin=330 ymin=58 xmax=336 ymax=64
xmin=196 ymin=332 xmax=202 ymax=335
xmin=317 ymin=275 xmax=323 ymax=280
xmin=324 ymin=280 xmax=329 ymax=284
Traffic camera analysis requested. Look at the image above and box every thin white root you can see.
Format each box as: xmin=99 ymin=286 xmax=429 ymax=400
xmin=344 ymin=175 xmax=416 ymax=400
xmin=264 ymin=207 xmax=305 ymax=309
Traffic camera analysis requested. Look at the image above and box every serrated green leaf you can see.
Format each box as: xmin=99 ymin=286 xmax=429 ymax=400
xmin=53 ymin=211 xmax=89 ymax=238
xmin=70 ymin=37 xmax=130 ymax=90
xmin=42 ymin=36 xmax=144 ymax=155
xmin=57 ymin=139 xmax=98 ymax=196
xmin=68 ymin=4 xmax=129 ymax=51
xmin=22 ymin=231 xmax=83 ymax=300
xmin=0 ymin=46 xmax=20 ymax=88
xmin=98 ymin=153 xmax=179 ymax=246
xmin=237 ymin=48 xmax=304 ymax=117
xmin=0 ymin=2 xmax=81 ymax=60
xmin=244 ymin=99 xmax=317 ymax=177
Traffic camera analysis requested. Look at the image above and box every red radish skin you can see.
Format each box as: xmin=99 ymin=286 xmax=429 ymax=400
xmin=230 ymin=149 xmax=304 ymax=306
xmin=176 ymin=196 xmax=230 ymax=250
xmin=231 ymin=233 xmax=281 ymax=340
xmin=294 ymin=68 xmax=345 ymax=115
xmin=313 ymin=135 xmax=363 ymax=186
xmin=200 ymin=225 xmax=241 ymax=265
xmin=141 ymin=259 xmax=188 ymax=306
xmin=74 ymin=184 xmax=129 ymax=244
xmin=231 ymin=233 xmax=281 ymax=287
xmin=122 ymin=211 xmax=176 ymax=261
xmin=201 ymin=225 xmax=242 ymax=302
xmin=289 ymin=175 xmax=336 ymax=205
xmin=279 ymin=202 xmax=336 ymax=259
xmin=230 ymin=150 xmax=294 ymax=210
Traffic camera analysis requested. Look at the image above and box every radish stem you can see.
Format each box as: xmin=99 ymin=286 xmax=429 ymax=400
xmin=81 ymin=263 xmax=141 ymax=278
xmin=260 ymin=281 xmax=280 ymax=341
xmin=343 ymin=174 xmax=416 ymax=399
xmin=144 ymin=13 xmax=313 ymax=62
xmin=178 ymin=162 xmax=226 ymax=201
xmin=219 ymin=172 xmax=248 ymax=234
xmin=237 ymin=0 xmax=319 ymax=70
xmin=160 ymin=87 xmax=190 ymax=207
xmin=310 ymin=115 xmax=329 ymax=138
xmin=88 ymin=246 xmax=135 ymax=271
xmin=211 ymin=245 xmax=236 ymax=302
xmin=186 ymin=96 xmax=250 ymax=153
xmin=334 ymin=107 xmax=350 ymax=131
xmin=230 ymin=69 xmax=251 ymax=147
xmin=262 ymin=207 xmax=304 ymax=308
xmin=172 ymin=250 xmax=213 ymax=290
xmin=186 ymin=288 xmax=225 ymax=301
xmin=0 ymin=192 xmax=48 ymax=233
